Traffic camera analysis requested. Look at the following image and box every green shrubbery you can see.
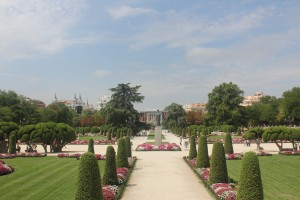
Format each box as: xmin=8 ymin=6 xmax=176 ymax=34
xmin=237 ymin=152 xmax=263 ymax=200
xmin=224 ymin=133 xmax=234 ymax=154
xmin=125 ymin=136 xmax=132 ymax=158
xmin=117 ymin=138 xmax=129 ymax=168
xmin=9 ymin=133 xmax=16 ymax=154
xmin=196 ymin=135 xmax=210 ymax=168
xmin=210 ymin=141 xmax=228 ymax=185
xmin=88 ymin=139 xmax=94 ymax=153
xmin=102 ymin=146 xmax=119 ymax=186
xmin=189 ymin=135 xmax=197 ymax=159
xmin=74 ymin=152 xmax=103 ymax=200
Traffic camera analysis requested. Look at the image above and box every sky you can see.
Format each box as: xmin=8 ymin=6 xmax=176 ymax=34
xmin=0 ymin=0 xmax=299 ymax=111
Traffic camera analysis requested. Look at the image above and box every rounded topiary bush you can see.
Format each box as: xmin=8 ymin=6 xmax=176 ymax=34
xmin=74 ymin=152 xmax=103 ymax=200
xmin=189 ymin=135 xmax=197 ymax=159
xmin=224 ymin=133 xmax=234 ymax=154
xmin=210 ymin=141 xmax=228 ymax=185
xmin=9 ymin=133 xmax=16 ymax=154
xmin=102 ymin=146 xmax=119 ymax=186
xmin=196 ymin=135 xmax=210 ymax=168
xmin=116 ymin=138 xmax=129 ymax=168
xmin=237 ymin=151 xmax=263 ymax=200
xmin=88 ymin=139 xmax=94 ymax=154
xmin=125 ymin=136 xmax=132 ymax=158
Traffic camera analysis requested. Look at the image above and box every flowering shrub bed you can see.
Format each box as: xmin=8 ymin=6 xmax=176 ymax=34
xmin=255 ymin=151 xmax=272 ymax=156
xmin=207 ymin=138 xmax=244 ymax=144
xmin=117 ymin=167 xmax=129 ymax=184
xmin=278 ymin=150 xmax=300 ymax=155
xmin=102 ymin=185 xmax=118 ymax=200
xmin=57 ymin=153 xmax=106 ymax=160
xmin=211 ymin=183 xmax=237 ymax=200
xmin=0 ymin=160 xmax=14 ymax=176
xmin=136 ymin=143 xmax=181 ymax=151
xmin=185 ymin=157 xmax=237 ymax=200
xmin=0 ymin=154 xmax=16 ymax=159
xmin=16 ymin=152 xmax=47 ymax=157
xmin=225 ymin=153 xmax=242 ymax=160
xmin=69 ymin=139 xmax=116 ymax=145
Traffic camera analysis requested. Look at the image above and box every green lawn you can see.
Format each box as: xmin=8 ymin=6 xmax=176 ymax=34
xmin=227 ymin=155 xmax=300 ymax=200
xmin=77 ymin=135 xmax=107 ymax=141
xmin=0 ymin=157 xmax=105 ymax=200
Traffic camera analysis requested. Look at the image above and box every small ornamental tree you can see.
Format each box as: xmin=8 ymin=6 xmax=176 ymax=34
xmin=9 ymin=132 xmax=16 ymax=154
xmin=196 ymin=135 xmax=210 ymax=168
xmin=210 ymin=141 xmax=228 ymax=185
xmin=262 ymin=126 xmax=290 ymax=152
xmin=237 ymin=152 xmax=263 ymax=200
xmin=246 ymin=127 xmax=264 ymax=150
xmin=116 ymin=138 xmax=129 ymax=168
xmin=125 ymin=136 xmax=132 ymax=158
xmin=88 ymin=139 xmax=94 ymax=154
xmin=224 ymin=133 xmax=234 ymax=154
xmin=74 ymin=152 xmax=103 ymax=200
xmin=102 ymin=146 xmax=119 ymax=186
xmin=189 ymin=135 xmax=197 ymax=159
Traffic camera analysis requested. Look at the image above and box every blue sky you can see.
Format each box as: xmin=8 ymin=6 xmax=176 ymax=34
xmin=0 ymin=0 xmax=299 ymax=111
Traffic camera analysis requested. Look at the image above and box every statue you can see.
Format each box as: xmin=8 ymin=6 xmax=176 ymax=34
xmin=156 ymin=110 xmax=161 ymax=126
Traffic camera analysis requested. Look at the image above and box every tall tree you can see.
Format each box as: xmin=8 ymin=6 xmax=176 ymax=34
xmin=280 ymin=87 xmax=300 ymax=125
xmin=206 ymin=82 xmax=244 ymax=127
xmin=46 ymin=102 xmax=74 ymax=125
xmin=100 ymin=83 xmax=144 ymax=127
xmin=163 ymin=103 xmax=186 ymax=129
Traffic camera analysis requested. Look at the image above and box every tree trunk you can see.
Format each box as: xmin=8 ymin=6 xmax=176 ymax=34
xmin=42 ymin=144 xmax=48 ymax=153
xmin=275 ymin=141 xmax=283 ymax=152
xmin=0 ymin=141 xmax=8 ymax=153
xmin=255 ymin=139 xmax=261 ymax=151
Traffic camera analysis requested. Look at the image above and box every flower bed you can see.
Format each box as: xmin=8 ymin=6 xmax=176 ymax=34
xmin=255 ymin=151 xmax=272 ymax=156
xmin=136 ymin=143 xmax=181 ymax=151
xmin=57 ymin=153 xmax=106 ymax=160
xmin=16 ymin=152 xmax=47 ymax=157
xmin=102 ymin=185 xmax=119 ymax=200
xmin=69 ymin=139 xmax=116 ymax=145
xmin=0 ymin=154 xmax=16 ymax=159
xmin=225 ymin=153 xmax=242 ymax=160
xmin=185 ymin=157 xmax=237 ymax=200
xmin=0 ymin=160 xmax=14 ymax=176
xmin=278 ymin=150 xmax=300 ymax=155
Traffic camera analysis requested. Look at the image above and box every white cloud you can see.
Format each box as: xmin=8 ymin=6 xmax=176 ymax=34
xmin=107 ymin=5 xmax=156 ymax=19
xmin=94 ymin=70 xmax=110 ymax=77
xmin=0 ymin=0 xmax=93 ymax=60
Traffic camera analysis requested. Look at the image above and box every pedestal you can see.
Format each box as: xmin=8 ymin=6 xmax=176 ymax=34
xmin=155 ymin=126 xmax=162 ymax=146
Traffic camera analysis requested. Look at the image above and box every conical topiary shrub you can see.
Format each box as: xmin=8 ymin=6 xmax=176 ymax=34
xmin=189 ymin=135 xmax=197 ymax=159
xmin=224 ymin=133 xmax=234 ymax=154
xmin=237 ymin=152 xmax=263 ymax=200
xmin=116 ymin=138 xmax=129 ymax=168
xmin=88 ymin=139 xmax=94 ymax=154
xmin=74 ymin=152 xmax=103 ymax=200
xmin=196 ymin=135 xmax=210 ymax=168
xmin=210 ymin=141 xmax=228 ymax=185
xmin=102 ymin=146 xmax=119 ymax=186
xmin=125 ymin=136 xmax=132 ymax=158
xmin=107 ymin=131 xmax=112 ymax=140
xmin=9 ymin=133 xmax=16 ymax=154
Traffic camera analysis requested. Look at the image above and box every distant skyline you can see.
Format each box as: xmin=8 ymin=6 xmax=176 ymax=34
xmin=0 ymin=0 xmax=299 ymax=111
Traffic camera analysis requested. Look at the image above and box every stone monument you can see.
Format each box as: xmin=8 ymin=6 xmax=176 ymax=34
xmin=155 ymin=110 xmax=162 ymax=146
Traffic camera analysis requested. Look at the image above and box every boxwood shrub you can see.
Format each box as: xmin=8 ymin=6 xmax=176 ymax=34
xmin=117 ymin=138 xmax=129 ymax=168
xmin=196 ymin=135 xmax=210 ymax=168
xmin=102 ymin=146 xmax=119 ymax=186
xmin=224 ymin=133 xmax=234 ymax=154
xmin=210 ymin=141 xmax=228 ymax=185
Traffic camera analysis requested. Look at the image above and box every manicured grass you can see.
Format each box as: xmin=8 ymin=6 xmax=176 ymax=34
xmin=0 ymin=157 xmax=105 ymax=200
xmin=147 ymin=134 xmax=166 ymax=140
xmin=77 ymin=136 xmax=107 ymax=141
xmin=227 ymin=155 xmax=300 ymax=200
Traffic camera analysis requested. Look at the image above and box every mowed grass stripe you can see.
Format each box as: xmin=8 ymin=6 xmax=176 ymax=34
xmin=227 ymin=155 xmax=300 ymax=200
xmin=1 ymin=158 xmax=77 ymax=200
xmin=0 ymin=157 xmax=106 ymax=200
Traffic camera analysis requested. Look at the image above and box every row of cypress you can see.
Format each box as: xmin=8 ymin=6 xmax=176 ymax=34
xmin=189 ymin=134 xmax=263 ymax=200
xmin=75 ymin=136 xmax=132 ymax=199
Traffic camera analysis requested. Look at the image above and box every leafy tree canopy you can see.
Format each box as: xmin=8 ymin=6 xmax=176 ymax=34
xmin=205 ymin=82 xmax=244 ymax=127
xmin=100 ymin=83 xmax=144 ymax=127
xmin=280 ymin=87 xmax=300 ymax=125
xmin=162 ymin=103 xmax=186 ymax=129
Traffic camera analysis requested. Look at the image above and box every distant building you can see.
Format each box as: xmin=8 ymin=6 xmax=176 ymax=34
xmin=139 ymin=110 xmax=167 ymax=126
xmin=183 ymin=102 xmax=207 ymax=112
xmin=241 ymin=92 xmax=264 ymax=106
xmin=97 ymin=95 xmax=111 ymax=111
xmin=52 ymin=93 xmax=92 ymax=114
